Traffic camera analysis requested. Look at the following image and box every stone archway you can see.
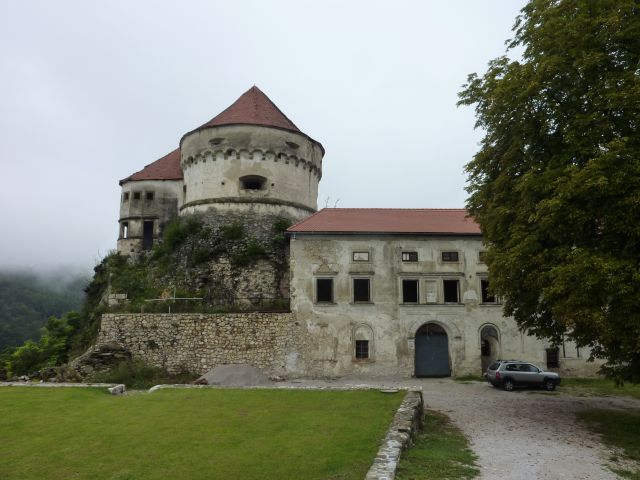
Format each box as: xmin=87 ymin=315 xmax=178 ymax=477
xmin=415 ymin=323 xmax=451 ymax=377
xmin=480 ymin=324 xmax=500 ymax=373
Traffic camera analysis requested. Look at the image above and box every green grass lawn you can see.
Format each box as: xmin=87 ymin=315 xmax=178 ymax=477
xmin=0 ymin=387 xmax=404 ymax=480
xmin=577 ymin=409 xmax=640 ymax=479
xmin=395 ymin=410 xmax=479 ymax=480
xmin=560 ymin=378 xmax=640 ymax=400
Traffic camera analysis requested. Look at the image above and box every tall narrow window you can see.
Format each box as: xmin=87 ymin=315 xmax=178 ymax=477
xmin=123 ymin=192 xmax=130 ymax=202
xmin=443 ymin=280 xmax=459 ymax=303
xmin=353 ymin=278 xmax=371 ymax=303
xmin=122 ymin=222 xmax=129 ymax=239
xmin=142 ymin=220 xmax=154 ymax=250
xmin=316 ymin=278 xmax=334 ymax=303
xmin=402 ymin=279 xmax=419 ymax=303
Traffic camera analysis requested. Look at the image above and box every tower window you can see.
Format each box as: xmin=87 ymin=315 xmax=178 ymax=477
xmin=122 ymin=222 xmax=129 ymax=239
xmin=123 ymin=192 xmax=129 ymax=202
xmin=240 ymin=175 xmax=266 ymax=191
xmin=146 ymin=191 xmax=154 ymax=201
xmin=133 ymin=192 xmax=141 ymax=200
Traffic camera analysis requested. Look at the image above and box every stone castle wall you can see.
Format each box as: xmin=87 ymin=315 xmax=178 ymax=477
xmin=97 ymin=313 xmax=306 ymax=376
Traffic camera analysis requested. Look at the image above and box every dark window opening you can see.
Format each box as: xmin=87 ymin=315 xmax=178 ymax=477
xmin=478 ymin=251 xmax=487 ymax=263
xmin=442 ymin=251 xmax=459 ymax=262
xmin=546 ymin=348 xmax=560 ymax=368
xmin=240 ymin=175 xmax=266 ymax=190
xmin=481 ymin=279 xmax=496 ymax=303
xmin=123 ymin=192 xmax=129 ymax=202
xmin=146 ymin=191 xmax=154 ymax=201
xmin=133 ymin=192 xmax=141 ymax=200
xmin=183 ymin=185 xmax=187 ymax=201
xmin=353 ymin=279 xmax=371 ymax=303
xmin=122 ymin=222 xmax=128 ymax=239
xmin=443 ymin=280 xmax=459 ymax=303
xmin=355 ymin=340 xmax=369 ymax=359
xmin=316 ymin=278 xmax=333 ymax=303
xmin=402 ymin=279 xmax=419 ymax=303
xmin=286 ymin=141 xmax=300 ymax=149
xmin=402 ymin=252 xmax=418 ymax=262
xmin=142 ymin=220 xmax=154 ymax=250
xmin=481 ymin=339 xmax=490 ymax=356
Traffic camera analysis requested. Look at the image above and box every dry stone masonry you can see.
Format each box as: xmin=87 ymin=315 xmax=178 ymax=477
xmin=97 ymin=313 xmax=304 ymax=376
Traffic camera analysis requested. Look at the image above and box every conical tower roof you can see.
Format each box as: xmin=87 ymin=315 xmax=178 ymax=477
xmin=197 ymin=86 xmax=301 ymax=133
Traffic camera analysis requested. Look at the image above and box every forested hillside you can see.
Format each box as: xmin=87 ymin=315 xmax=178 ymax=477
xmin=0 ymin=271 xmax=87 ymax=351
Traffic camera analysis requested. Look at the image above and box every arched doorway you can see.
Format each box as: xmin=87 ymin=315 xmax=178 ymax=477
xmin=480 ymin=324 xmax=500 ymax=372
xmin=415 ymin=323 xmax=451 ymax=377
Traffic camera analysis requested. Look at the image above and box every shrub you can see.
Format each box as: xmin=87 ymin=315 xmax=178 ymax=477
xmin=87 ymin=359 xmax=196 ymax=389
xmin=220 ymin=222 xmax=244 ymax=240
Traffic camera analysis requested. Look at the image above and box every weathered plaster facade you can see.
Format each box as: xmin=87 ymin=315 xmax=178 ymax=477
xmin=288 ymin=233 xmax=601 ymax=377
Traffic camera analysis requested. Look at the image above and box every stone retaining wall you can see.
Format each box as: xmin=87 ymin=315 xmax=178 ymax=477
xmin=365 ymin=390 xmax=424 ymax=480
xmin=97 ymin=313 xmax=304 ymax=376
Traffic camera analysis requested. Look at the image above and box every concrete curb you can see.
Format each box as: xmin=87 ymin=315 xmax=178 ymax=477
xmin=0 ymin=382 xmax=125 ymax=395
xmin=365 ymin=390 xmax=424 ymax=480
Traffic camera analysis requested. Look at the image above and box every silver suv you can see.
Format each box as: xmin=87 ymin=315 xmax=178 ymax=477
xmin=486 ymin=360 xmax=561 ymax=391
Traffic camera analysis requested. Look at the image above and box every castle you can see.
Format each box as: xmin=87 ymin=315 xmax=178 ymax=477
xmin=108 ymin=86 xmax=600 ymax=378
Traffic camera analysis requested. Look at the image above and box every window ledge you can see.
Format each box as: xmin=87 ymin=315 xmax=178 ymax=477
xmin=352 ymin=358 xmax=374 ymax=363
xmin=351 ymin=302 xmax=375 ymax=306
xmin=314 ymin=302 xmax=337 ymax=306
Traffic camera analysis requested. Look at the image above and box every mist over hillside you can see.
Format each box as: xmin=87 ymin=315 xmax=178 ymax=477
xmin=0 ymin=267 xmax=90 ymax=351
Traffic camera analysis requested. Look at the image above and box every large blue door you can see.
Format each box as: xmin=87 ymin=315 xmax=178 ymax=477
xmin=415 ymin=323 xmax=451 ymax=377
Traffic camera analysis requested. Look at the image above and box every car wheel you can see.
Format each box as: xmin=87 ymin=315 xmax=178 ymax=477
xmin=544 ymin=379 xmax=556 ymax=392
xmin=503 ymin=379 xmax=515 ymax=392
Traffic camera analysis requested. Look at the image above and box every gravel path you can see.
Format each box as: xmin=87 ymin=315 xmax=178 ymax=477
xmin=282 ymin=377 xmax=640 ymax=479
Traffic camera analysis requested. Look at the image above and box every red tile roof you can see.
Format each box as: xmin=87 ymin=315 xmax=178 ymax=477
xmin=196 ymin=86 xmax=301 ymax=133
xmin=287 ymin=208 xmax=481 ymax=235
xmin=119 ymin=148 xmax=183 ymax=185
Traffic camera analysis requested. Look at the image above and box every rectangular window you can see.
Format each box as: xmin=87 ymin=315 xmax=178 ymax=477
xmin=402 ymin=252 xmax=418 ymax=262
xmin=478 ymin=251 xmax=487 ymax=263
xmin=146 ymin=191 xmax=154 ymax=201
xmin=122 ymin=222 xmax=128 ymax=239
xmin=123 ymin=192 xmax=129 ymax=202
xmin=546 ymin=348 xmax=560 ymax=368
xmin=355 ymin=340 xmax=369 ymax=359
xmin=402 ymin=279 xmax=419 ymax=304
xmin=481 ymin=279 xmax=496 ymax=303
xmin=133 ymin=192 xmax=141 ymax=200
xmin=443 ymin=279 xmax=459 ymax=303
xmin=352 ymin=251 xmax=369 ymax=262
xmin=353 ymin=278 xmax=371 ymax=303
xmin=316 ymin=278 xmax=334 ymax=303
xmin=442 ymin=251 xmax=459 ymax=262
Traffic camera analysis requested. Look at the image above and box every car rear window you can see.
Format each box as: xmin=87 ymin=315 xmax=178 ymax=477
xmin=488 ymin=362 xmax=500 ymax=371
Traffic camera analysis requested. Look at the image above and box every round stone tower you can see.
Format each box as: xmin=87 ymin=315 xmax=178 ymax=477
xmin=179 ymin=86 xmax=324 ymax=221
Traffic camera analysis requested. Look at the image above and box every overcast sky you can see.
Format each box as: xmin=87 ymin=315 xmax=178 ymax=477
xmin=0 ymin=0 xmax=527 ymax=272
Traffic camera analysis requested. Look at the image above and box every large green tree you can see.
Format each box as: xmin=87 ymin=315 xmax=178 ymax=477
xmin=459 ymin=0 xmax=640 ymax=381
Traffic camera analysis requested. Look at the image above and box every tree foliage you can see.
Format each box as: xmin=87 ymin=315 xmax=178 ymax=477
xmin=459 ymin=0 xmax=640 ymax=381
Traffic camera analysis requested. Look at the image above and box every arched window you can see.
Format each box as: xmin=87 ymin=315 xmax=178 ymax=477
xmin=353 ymin=324 xmax=374 ymax=360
